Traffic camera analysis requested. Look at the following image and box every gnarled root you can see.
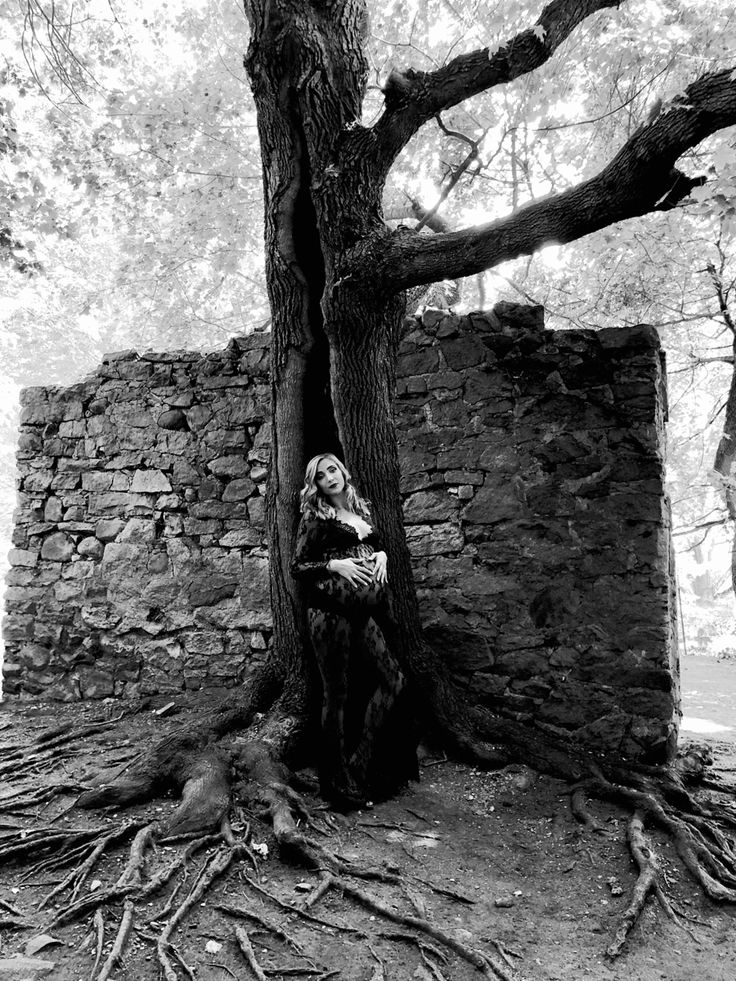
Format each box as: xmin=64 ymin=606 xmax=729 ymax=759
xmin=606 ymin=810 xmax=691 ymax=959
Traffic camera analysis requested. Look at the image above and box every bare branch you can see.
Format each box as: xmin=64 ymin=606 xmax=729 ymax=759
xmin=707 ymin=261 xmax=736 ymax=336
xmin=372 ymin=67 xmax=736 ymax=293
xmin=369 ymin=0 xmax=625 ymax=171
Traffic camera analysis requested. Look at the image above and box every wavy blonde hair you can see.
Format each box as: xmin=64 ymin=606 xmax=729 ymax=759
xmin=300 ymin=453 xmax=371 ymax=520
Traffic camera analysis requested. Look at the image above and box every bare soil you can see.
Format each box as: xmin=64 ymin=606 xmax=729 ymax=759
xmin=0 ymin=690 xmax=735 ymax=981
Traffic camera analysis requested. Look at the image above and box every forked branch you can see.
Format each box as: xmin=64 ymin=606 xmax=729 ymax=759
xmin=373 ymin=67 xmax=736 ymax=292
xmin=370 ymin=0 xmax=625 ymax=171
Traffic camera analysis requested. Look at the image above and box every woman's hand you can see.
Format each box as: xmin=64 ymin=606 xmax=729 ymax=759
xmin=329 ymin=557 xmax=373 ymax=587
xmin=371 ymin=550 xmax=388 ymax=585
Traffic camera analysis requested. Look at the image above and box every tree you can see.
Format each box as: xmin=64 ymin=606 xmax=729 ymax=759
xmin=229 ymin=0 xmax=736 ymax=780
xmin=5 ymin=0 xmax=736 ymax=970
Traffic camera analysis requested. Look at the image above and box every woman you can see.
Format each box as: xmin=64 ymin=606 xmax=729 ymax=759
xmin=292 ymin=453 xmax=418 ymax=809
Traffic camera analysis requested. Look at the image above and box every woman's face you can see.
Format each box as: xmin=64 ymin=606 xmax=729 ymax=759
xmin=315 ymin=457 xmax=345 ymax=499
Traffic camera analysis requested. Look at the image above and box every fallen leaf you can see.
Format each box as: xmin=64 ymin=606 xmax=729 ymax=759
xmin=24 ymin=935 xmax=63 ymax=957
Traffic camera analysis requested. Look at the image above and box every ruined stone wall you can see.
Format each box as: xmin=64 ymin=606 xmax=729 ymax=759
xmin=4 ymin=335 xmax=272 ymax=700
xmin=3 ymin=304 xmax=678 ymax=761
xmin=395 ymin=305 xmax=677 ymax=761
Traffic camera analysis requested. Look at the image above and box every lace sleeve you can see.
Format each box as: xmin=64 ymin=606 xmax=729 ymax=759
xmin=291 ymin=516 xmax=331 ymax=580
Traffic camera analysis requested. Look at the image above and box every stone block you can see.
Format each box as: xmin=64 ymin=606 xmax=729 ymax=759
xmin=405 ymin=523 xmax=464 ymax=556
xmin=182 ymin=631 xmax=224 ymax=655
xmin=74 ymin=666 xmax=116 ymax=699
xmin=462 ymin=486 xmax=525 ymax=524
xmin=220 ymin=527 xmax=262 ymax=548
xmin=130 ymin=469 xmax=172 ymax=493
xmin=41 ymin=532 xmax=74 ymax=561
xmin=247 ymin=497 xmax=266 ymax=528
xmin=44 ymin=496 xmax=63 ymax=522
xmin=208 ymin=455 xmax=249 ymax=477
xmin=439 ymin=335 xmax=487 ymax=370
xmin=157 ymin=408 xmax=188 ymax=430
xmin=102 ymin=542 xmax=141 ymax=564
xmin=54 ymin=579 xmax=85 ymax=602
xmin=185 ymin=404 xmax=213 ymax=430
xmin=23 ymin=471 xmax=53 ymax=492
xmin=184 ymin=518 xmax=222 ymax=536
xmin=95 ymin=517 xmax=125 ymax=541
xmin=397 ymin=346 xmax=440 ymax=376
xmin=240 ymin=555 xmax=270 ymax=607
xmin=119 ymin=518 xmax=156 ymax=542
xmin=403 ymin=490 xmax=460 ymax=524
xmin=186 ymin=574 xmax=239 ymax=607
xmin=8 ymin=548 xmax=38 ymax=567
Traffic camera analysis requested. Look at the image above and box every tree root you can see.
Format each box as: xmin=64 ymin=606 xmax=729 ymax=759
xmin=605 ymin=811 xmax=693 ymax=959
xmin=569 ymin=786 xmax=612 ymax=835
xmin=156 ymin=840 xmax=252 ymax=981
xmin=234 ymin=924 xmax=269 ymax=981
xmin=215 ymin=900 xmax=322 ymax=966
xmin=4 ymin=682 xmax=735 ymax=977
xmin=49 ymin=823 xmax=156 ymax=929
xmin=583 ymin=772 xmax=736 ymax=902
xmin=91 ymin=909 xmax=105 ymax=979
xmin=0 ymin=826 xmax=103 ymax=864
xmin=312 ymin=875 xmax=521 ymax=981
xmin=0 ymin=783 xmax=84 ymax=814
xmin=39 ymin=820 xmax=148 ymax=909
xmin=96 ymin=898 xmax=135 ymax=981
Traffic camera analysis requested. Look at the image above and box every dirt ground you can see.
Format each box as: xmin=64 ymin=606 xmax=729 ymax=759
xmin=1 ymin=681 xmax=735 ymax=981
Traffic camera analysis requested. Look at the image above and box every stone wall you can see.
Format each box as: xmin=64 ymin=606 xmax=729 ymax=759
xmin=3 ymin=304 xmax=679 ymax=761
xmin=4 ymin=335 xmax=272 ymax=700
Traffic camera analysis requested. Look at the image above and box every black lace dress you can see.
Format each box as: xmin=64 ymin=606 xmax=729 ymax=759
xmin=291 ymin=514 xmax=418 ymax=807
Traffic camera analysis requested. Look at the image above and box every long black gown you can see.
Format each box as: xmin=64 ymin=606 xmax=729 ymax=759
xmin=291 ymin=513 xmax=419 ymax=807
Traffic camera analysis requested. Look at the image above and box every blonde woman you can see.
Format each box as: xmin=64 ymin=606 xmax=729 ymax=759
xmin=292 ymin=453 xmax=418 ymax=809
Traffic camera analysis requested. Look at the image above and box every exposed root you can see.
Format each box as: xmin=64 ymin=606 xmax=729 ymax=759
xmin=239 ymin=876 xmax=365 ymax=935
xmin=583 ymin=772 xmax=736 ymax=903
xmin=0 ymin=783 xmax=84 ymax=814
xmin=164 ymin=749 xmax=232 ymax=837
xmin=95 ymin=898 xmax=135 ymax=981
xmin=39 ymin=820 xmax=148 ymax=909
xmin=303 ymin=871 xmax=334 ymax=909
xmin=0 ymin=826 xmax=103 ymax=864
xmin=215 ymin=900 xmax=320 ymax=965
xmin=317 ymin=875 xmax=521 ymax=981
xmin=0 ymin=914 xmax=30 ymax=931
xmin=90 ymin=909 xmax=105 ymax=980
xmin=421 ymin=945 xmax=450 ymax=981
xmin=156 ymin=841 xmax=250 ymax=980
xmin=570 ymin=786 xmax=611 ymax=835
xmin=0 ymin=716 xmax=124 ymax=761
xmin=49 ymin=823 xmax=156 ymax=928
xmin=234 ymin=924 xmax=269 ymax=981
xmin=606 ymin=811 xmax=691 ymax=959
xmin=139 ymin=834 xmax=219 ymax=900
xmin=367 ymin=943 xmax=386 ymax=980
xmin=0 ymin=897 xmax=23 ymax=916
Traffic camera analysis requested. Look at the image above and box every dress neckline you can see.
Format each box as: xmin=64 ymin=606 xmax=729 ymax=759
xmin=333 ymin=516 xmax=373 ymax=542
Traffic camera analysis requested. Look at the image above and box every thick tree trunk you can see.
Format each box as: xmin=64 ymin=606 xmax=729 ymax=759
xmin=241 ymin=2 xmax=532 ymax=766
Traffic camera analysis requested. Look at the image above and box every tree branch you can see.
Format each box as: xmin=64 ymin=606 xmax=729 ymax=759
xmin=372 ymin=67 xmax=736 ymax=293
xmin=369 ymin=0 xmax=625 ymax=171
